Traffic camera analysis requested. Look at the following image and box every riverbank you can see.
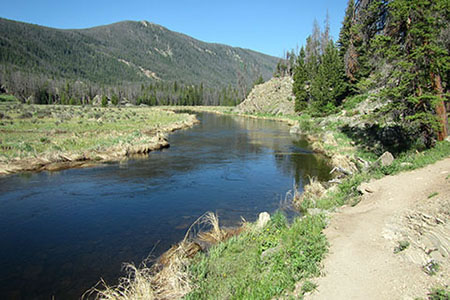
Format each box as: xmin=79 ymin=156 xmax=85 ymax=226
xmin=184 ymin=109 xmax=450 ymax=299
xmin=0 ymin=104 xmax=198 ymax=175
xmin=85 ymin=106 xmax=449 ymax=299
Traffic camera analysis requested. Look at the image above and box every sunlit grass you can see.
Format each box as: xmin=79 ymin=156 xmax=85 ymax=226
xmin=186 ymin=212 xmax=328 ymax=299
xmin=0 ymin=104 xmax=193 ymax=160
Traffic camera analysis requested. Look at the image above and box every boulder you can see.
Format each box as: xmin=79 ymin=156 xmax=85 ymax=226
xmin=92 ymin=95 xmax=102 ymax=106
xmin=376 ymin=151 xmax=394 ymax=167
xmin=256 ymin=212 xmax=271 ymax=229
xmin=289 ymin=124 xmax=301 ymax=135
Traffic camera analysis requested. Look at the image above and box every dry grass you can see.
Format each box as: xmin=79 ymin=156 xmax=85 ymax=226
xmin=0 ymin=104 xmax=198 ymax=174
xmin=84 ymin=242 xmax=192 ymax=300
xmin=84 ymin=212 xmax=241 ymax=300
xmin=295 ymin=177 xmax=326 ymax=209
xmin=196 ymin=212 xmax=228 ymax=244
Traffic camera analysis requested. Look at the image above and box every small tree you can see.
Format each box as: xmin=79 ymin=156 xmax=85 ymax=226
xmin=101 ymin=95 xmax=108 ymax=107
xmin=111 ymin=93 xmax=119 ymax=106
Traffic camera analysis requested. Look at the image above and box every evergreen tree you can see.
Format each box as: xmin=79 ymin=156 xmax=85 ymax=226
xmin=293 ymin=47 xmax=308 ymax=112
xmin=254 ymin=74 xmax=264 ymax=86
xmin=101 ymin=95 xmax=108 ymax=107
xmin=338 ymin=0 xmax=360 ymax=84
xmin=338 ymin=0 xmax=354 ymax=57
xmin=382 ymin=0 xmax=449 ymax=145
xmin=111 ymin=93 xmax=119 ymax=106
xmin=310 ymin=42 xmax=347 ymax=115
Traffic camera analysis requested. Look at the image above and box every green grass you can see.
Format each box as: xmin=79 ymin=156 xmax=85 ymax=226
xmin=0 ymin=104 xmax=192 ymax=160
xmin=428 ymin=192 xmax=439 ymax=199
xmin=0 ymin=94 xmax=19 ymax=102
xmin=186 ymin=212 xmax=328 ymax=299
xmin=393 ymin=240 xmax=410 ymax=254
xmin=342 ymin=94 xmax=369 ymax=111
xmin=427 ymin=287 xmax=450 ymax=300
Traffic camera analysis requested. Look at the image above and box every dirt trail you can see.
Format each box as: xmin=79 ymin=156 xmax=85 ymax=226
xmin=306 ymin=158 xmax=450 ymax=300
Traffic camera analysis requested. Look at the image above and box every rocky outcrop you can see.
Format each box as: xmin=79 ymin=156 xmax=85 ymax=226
xmin=235 ymin=76 xmax=295 ymax=116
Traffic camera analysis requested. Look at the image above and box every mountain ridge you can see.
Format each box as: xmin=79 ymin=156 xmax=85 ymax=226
xmin=0 ymin=17 xmax=278 ymax=90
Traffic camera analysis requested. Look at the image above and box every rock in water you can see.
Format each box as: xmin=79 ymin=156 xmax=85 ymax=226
xmin=289 ymin=124 xmax=301 ymax=135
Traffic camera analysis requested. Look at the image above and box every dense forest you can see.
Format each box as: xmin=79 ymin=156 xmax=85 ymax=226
xmin=283 ymin=0 xmax=449 ymax=150
xmin=0 ymin=18 xmax=277 ymax=106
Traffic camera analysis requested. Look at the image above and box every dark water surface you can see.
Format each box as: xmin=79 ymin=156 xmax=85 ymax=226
xmin=0 ymin=113 xmax=330 ymax=299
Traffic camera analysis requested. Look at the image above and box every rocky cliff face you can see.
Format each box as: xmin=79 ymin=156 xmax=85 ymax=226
xmin=235 ymin=76 xmax=295 ymax=116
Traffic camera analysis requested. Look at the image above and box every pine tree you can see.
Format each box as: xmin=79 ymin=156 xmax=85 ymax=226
xmin=310 ymin=42 xmax=347 ymax=115
xmin=338 ymin=0 xmax=360 ymax=83
xmin=111 ymin=93 xmax=119 ymax=106
xmin=382 ymin=0 xmax=449 ymax=146
xmin=321 ymin=11 xmax=331 ymax=55
xmin=338 ymin=0 xmax=354 ymax=57
xmin=293 ymin=47 xmax=308 ymax=112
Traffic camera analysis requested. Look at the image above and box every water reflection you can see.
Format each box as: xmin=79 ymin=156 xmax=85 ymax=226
xmin=0 ymin=112 xmax=330 ymax=299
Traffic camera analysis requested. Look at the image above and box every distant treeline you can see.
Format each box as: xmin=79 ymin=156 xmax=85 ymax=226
xmin=0 ymin=66 xmax=247 ymax=106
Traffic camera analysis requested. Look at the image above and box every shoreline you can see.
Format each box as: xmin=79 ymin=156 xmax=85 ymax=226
xmin=164 ymin=106 xmax=347 ymax=167
xmin=70 ymin=106 xmax=449 ymax=298
xmin=0 ymin=111 xmax=199 ymax=176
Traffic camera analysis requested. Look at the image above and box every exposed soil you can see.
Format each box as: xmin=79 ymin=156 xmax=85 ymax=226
xmin=235 ymin=76 xmax=295 ymax=116
xmin=305 ymin=158 xmax=450 ymax=299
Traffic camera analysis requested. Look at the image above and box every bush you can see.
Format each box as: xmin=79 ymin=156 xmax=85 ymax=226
xmin=101 ymin=95 xmax=108 ymax=107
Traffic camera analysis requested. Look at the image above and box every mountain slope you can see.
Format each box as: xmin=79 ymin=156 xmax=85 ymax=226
xmin=235 ymin=76 xmax=295 ymax=115
xmin=0 ymin=18 xmax=278 ymax=88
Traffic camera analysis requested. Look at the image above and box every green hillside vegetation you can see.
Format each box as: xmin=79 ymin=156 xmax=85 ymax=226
xmin=0 ymin=18 xmax=278 ymax=105
xmin=289 ymin=0 xmax=449 ymax=152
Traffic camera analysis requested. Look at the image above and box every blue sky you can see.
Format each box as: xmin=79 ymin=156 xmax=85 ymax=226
xmin=0 ymin=0 xmax=348 ymax=57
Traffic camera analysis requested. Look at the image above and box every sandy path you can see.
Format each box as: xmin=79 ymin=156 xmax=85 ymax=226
xmin=306 ymin=158 xmax=450 ymax=300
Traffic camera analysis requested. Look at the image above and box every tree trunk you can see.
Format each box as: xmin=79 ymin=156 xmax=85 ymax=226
xmin=432 ymin=72 xmax=448 ymax=140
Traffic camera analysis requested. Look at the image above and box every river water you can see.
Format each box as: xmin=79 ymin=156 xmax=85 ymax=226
xmin=0 ymin=112 xmax=330 ymax=299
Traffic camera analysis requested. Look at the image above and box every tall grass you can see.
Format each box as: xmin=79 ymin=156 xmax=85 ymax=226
xmin=84 ymin=212 xmax=234 ymax=300
xmin=186 ymin=212 xmax=328 ymax=299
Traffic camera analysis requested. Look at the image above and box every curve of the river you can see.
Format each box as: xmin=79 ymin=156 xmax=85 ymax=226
xmin=0 ymin=112 xmax=330 ymax=299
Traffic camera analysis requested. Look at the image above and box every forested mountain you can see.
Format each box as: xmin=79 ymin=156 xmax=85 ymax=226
xmin=0 ymin=18 xmax=278 ymax=104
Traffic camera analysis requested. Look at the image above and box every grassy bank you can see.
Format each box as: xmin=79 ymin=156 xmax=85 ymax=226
xmin=0 ymin=103 xmax=197 ymax=174
xmin=86 ymin=107 xmax=449 ymax=299
xmin=183 ymin=111 xmax=450 ymax=299
xmin=186 ymin=213 xmax=327 ymax=299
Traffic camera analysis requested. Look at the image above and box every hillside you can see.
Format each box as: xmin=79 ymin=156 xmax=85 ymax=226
xmin=235 ymin=76 xmax=295 ymax=115
xmin=0 ymin=18 xmax=278 ymax=89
